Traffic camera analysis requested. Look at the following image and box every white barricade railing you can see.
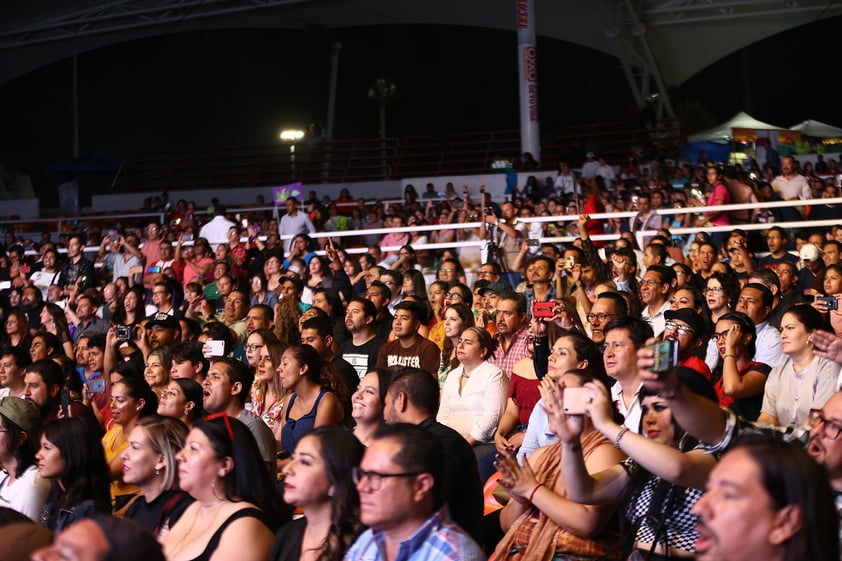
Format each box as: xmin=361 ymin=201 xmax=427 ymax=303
xmin=6 ymin=196 xmax=842 ymax=261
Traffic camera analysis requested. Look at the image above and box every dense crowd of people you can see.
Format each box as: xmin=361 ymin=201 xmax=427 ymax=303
xmin=0 ymin=152 xmax=841 ymax=560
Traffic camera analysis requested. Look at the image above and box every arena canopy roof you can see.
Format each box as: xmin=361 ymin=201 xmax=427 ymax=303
xmin=1 ymin=0 xmax=840 ymax=113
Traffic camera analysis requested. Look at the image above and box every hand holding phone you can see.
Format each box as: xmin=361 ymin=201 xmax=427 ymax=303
xmin=648 ymin=340 xmax=678 ymax=373
xmin=203 ymin=340 xmax=225 ymax=358
xmin=532 ymin=301 xmax=556 ymax=319
xmin=562 ymin=387 xmax=590 ymax=415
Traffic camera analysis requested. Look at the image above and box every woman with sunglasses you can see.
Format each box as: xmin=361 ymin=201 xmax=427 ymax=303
xmin=162 ymin=415 xmax=286 ymax=561
xmin=710 ymin=311 xmax=770 ymax=420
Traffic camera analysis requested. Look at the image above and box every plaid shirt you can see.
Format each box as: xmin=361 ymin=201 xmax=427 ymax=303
xmin=344 ymin=508 xmax=484 ymax=561
xmin=490 ymin=323 xmax=530 ymax=378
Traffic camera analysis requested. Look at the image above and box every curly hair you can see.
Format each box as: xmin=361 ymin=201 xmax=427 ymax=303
xmin=273 ymin=296 xmax=302 ymax=346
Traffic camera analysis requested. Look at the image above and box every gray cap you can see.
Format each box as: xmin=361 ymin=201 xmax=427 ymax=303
xmin=0 ymin=396 xmax=42 ymax=434
xmin=478 ymin=282 xmax=507 ymax=296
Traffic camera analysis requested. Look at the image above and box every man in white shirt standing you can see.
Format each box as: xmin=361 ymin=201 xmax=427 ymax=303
xmin=581 ymin=151 xmax=600 ymax=179
xmin=199 ymin=204 xmax=236 ymax=250
xmin=553 ymin=162 xmax=580 ymax=197
xmin=279 ymin=197 xmax=315 ymax=253
xmin=772 ymin=155 xmax=812 ymax=208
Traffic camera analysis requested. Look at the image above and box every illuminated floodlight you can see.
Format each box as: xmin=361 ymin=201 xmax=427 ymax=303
xmin=279 ymin=129 xmax=305 ymax=141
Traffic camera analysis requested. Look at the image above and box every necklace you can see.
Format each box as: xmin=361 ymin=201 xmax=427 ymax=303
xmin=166 ymin=500 xmax=224 ymax=560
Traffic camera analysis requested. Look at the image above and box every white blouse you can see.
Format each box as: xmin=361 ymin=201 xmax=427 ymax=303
xmin=437 ymin=360 xmax=508 ymax=443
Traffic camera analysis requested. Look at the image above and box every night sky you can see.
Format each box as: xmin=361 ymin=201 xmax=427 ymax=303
xmin=1 ymin=17 xmax=840 ymax=205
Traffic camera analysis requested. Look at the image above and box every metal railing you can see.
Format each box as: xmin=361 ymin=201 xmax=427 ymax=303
xmin=111 ymin=119 xmax=685 ymax=192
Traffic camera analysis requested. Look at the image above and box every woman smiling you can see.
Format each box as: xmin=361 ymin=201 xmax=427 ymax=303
xmin=102 ymin=376 xmax=158 ymax=512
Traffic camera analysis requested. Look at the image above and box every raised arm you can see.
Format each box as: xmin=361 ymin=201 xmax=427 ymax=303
xmin=638 ymin=341 xmax=729 ymax=444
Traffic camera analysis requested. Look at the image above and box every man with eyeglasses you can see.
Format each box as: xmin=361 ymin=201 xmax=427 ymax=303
xmin=586 ymin=292 xmax=627 ymax=345
xmin=141 ymin=220 xmax=165 ymax=273
xmin=151 ymin=281 xmax=178 ymax=317
xmin=604 ymin=316 xmax=653 ymax=434
xmin=663 ymin=308 xmax=710 ymax=380
xmin=383 ymin=369 xmax=484 ymax=544
xmin=437 ymin=258 xmax=460 ymax=285
xmin=379 ymin=269 xmax=403 ymax=314
xmin=639 ymin=265 xmax=674 ymax=336
xmin=346 ymin=423 xmax=485 ymax=561
xmin=475 ymin=262 xmax=502 ymax=284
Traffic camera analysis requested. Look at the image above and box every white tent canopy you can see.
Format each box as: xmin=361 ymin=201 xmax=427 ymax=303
xmin=790 ymin=119 xmax=842 ymax=138
xmin=687 ymin=111 xmax=787 ymax=143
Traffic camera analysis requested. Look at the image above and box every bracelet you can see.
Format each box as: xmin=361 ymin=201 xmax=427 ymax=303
xmin=723 ymin=354 xmax=737 ymax=360
xmin=527 ymin=484 xmax=542 ymax=504
xmin=614 ymin=427 xmax=630 ymax=449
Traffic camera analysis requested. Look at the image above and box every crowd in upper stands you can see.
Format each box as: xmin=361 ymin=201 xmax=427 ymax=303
xmin=0 ymin=150 xmax=841 ymax=561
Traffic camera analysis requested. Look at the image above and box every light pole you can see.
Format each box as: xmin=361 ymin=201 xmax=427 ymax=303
xmin=279 ymin=129 xmax=305 ymax=177
xmin=368 ymin=77 xmax=396 ymax=175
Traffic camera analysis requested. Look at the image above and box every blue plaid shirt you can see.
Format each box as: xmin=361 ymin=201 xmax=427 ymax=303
xmin=343 ymin=508 xmax=484 ymax=561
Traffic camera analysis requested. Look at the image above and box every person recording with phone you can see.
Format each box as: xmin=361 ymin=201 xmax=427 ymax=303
xmin=96 ymin=230 xmax=143 ymax=283
xmin=553 ymin=366 xmax=720 ymax=560
xmin=522 ymin=255 xmax=556 ymax=318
